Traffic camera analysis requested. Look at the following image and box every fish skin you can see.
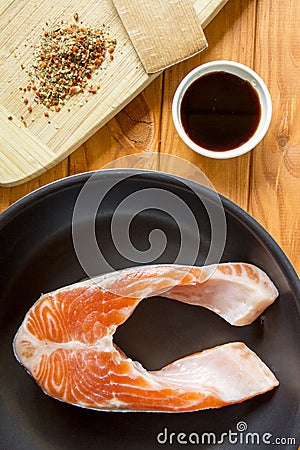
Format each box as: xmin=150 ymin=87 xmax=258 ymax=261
xmin=13 ymin=263 xmax=279 ymax=412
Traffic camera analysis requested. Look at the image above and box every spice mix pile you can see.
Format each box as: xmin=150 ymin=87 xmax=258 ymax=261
xmin=23 ymin=18 xmax=116 ymax=115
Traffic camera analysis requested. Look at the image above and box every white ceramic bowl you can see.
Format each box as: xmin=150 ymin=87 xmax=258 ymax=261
xmin=172 ymin=60 xmax=272 ymax=159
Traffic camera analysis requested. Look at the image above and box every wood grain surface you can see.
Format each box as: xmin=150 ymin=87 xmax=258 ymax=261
xmin=0 ymin=0 xmax=299 ymax=275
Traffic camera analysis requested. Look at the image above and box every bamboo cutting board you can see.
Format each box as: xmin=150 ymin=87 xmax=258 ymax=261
xmin=0 ymin=0 xmax=229 ymax=186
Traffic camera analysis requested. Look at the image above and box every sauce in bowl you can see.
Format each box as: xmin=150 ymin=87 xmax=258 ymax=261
xmin=180 ymin=71 xmax=261 ymax=152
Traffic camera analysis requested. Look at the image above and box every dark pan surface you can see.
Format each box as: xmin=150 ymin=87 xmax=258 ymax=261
xmin=0 ymin=169 xmax=299 ymax=449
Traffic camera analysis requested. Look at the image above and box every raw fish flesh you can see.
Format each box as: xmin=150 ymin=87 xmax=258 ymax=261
xmin=13 ymin=263 xmax=279 ymax=412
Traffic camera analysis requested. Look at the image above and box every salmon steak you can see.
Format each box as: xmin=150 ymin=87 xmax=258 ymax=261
xmin=13 ymin=263 xmax=279 ymax=412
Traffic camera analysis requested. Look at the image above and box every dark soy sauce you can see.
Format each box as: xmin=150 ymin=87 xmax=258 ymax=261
xmin=180 ymin=71 xmax=262 ymax=151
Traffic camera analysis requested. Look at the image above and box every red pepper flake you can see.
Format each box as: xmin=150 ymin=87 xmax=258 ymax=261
xmin=68 ymin=86 xmax=77 ymax=95
xmin=23 ymin=98 xmax=29 ymax=104
xmin=94 ymin=57 xmax=103 ymax=67
xmin=44 ymin=111 xmax=49 ymax=117
xmin=88 ymin=86 xmax=97 ymax=94
xmin=27 ymin=106 xmax=33 ymax=113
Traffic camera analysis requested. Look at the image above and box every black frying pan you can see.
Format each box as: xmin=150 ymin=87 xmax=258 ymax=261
xmin=0 ymin=170 xmax=299 ymax=449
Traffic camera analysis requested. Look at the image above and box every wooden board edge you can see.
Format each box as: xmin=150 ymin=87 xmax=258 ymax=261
xmin=0 ymin=105 xmax=66 ymax=186
xmin=195 ymin=0 xmax=230 ymax=28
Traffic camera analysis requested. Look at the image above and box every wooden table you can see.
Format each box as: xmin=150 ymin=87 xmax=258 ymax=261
xmin=0 ymin=0 xmax=299 ymax=275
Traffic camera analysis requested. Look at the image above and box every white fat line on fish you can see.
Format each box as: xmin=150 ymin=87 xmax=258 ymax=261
xmin=14 ymin=327 xmax=115 ymax=358
xmin=100 ymin=386 xmax=207 ymax=412
xmin=66 ymin=376 xmax=108 ymax=406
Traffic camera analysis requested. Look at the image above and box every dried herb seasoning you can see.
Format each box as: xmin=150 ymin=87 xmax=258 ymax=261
xmin=25 ymin=19 xmax=116 ymax=112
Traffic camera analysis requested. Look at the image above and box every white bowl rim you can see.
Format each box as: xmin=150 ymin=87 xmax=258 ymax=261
xmin=172 ymin=60 xmax=272 ymax=159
